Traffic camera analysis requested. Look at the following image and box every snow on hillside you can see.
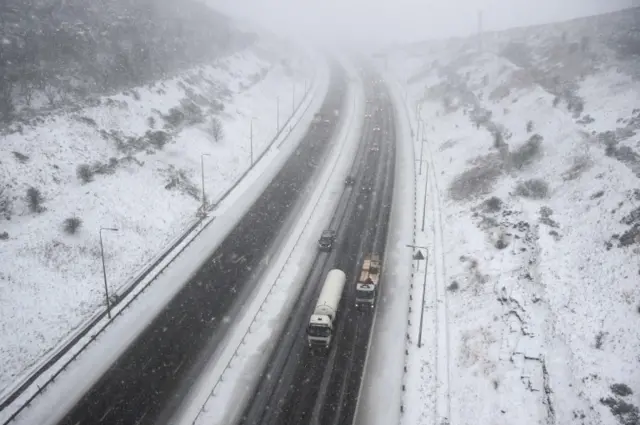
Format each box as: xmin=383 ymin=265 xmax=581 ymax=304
xmin=0 ymin=38 xmax=315 ymax=395
xmin=386 ymin=8 xmax=640 ymax=425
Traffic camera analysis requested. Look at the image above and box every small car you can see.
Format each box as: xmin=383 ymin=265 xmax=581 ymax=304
xmin=344 ymin=175 xmax=355 ymax=186
xmin=318 ymin=230 xmax=337 ymax=251
xmin=370 ymin=143 xmax=380 ymax=152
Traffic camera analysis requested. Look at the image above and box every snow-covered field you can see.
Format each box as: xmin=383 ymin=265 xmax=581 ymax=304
xmin=371 ymin=8 xmax=640 ymax=425
xmin=0 ymin=38 xmax=316 ymax=396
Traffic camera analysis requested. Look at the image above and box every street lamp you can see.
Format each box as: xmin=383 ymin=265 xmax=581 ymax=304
xmin=249 ymin=118 xmax=254 ymax=166
xmin=100 ymin=226 xmax=118 ymax=319
xmin=201 ymin=153 xmax=211 ymax=211
xmin=276 ymin=96 xmax=280 ymax=133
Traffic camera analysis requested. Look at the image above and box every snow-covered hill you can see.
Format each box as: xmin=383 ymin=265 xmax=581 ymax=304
xmin=0 ymin=38 xmax=315 ymax=395
xmin=385 ymin=7 xmax=640 ymax=425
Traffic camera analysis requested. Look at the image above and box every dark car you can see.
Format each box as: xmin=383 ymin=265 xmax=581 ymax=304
xmin=361 ymin=179 xmax=373 ymax=193
xmin=318 ymin=230 xmax=337 ymax=251
xmin=344 ymin=175 xmax=355 ymax=186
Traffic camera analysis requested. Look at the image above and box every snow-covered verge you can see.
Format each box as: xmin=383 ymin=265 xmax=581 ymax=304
xmin=3 ymin=48 xmax=330 ymax=425
xmin=379 ymin=8 xmax=640 ymax=425
xmin=0 ymin=37 xmax=317 ymax=396
xmin=176 ymin=55 xmax=365 ymax=425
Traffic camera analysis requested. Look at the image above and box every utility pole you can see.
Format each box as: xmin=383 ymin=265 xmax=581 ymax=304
xmin=249 ymin=118 xmax=254 ymax=165
xmin=421 ymin=164 xmax=429 ymax=231
xmin=200 ymin=153 xmax=211 ymax=212
xmin=478 ymin=10 xmax=483 ymax=53
xmin=100 ymin=227 xmax=118 ymax=319
xmin=406 ymin=244 xmax=429 ymax=347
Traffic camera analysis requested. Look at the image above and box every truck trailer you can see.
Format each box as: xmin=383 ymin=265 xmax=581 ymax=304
xmin=307 ymin=269 xmax=347 ymax=349
xmin=355 ymin=254 xmax=381 ymax=308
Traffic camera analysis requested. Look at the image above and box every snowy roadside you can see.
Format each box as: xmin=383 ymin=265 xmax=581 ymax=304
xmin=0 ymin=39 xmax=317 ymax=398
xmin=380 ymin=12 xmax=640 ymax=425
xmin=1 ymin=52 xmax=332 ymax=425
xmin=178 ymin=56 xmax=364 ymax=425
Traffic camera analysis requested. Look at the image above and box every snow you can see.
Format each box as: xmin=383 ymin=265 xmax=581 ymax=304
xmin=175 ymin=55 xmax=365 ymax=425
xmin=362 ymin=10 xmax=640 ymax=425
xmin=2 ymin=44 xmax=331 ymax=425
xmin=0 ymin=38 xmax=320 ymax=403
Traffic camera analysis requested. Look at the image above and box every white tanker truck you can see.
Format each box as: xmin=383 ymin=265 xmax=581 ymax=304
xmin=307 ymin=269 xmax=346 ymax=349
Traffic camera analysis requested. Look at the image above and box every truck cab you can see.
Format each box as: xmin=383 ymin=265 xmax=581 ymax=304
xmin=307 ymin=315 xmax=333 ymax=348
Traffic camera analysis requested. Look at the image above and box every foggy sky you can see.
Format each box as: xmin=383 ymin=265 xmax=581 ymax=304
xmin=209 ymin=0 xmax=637 ymax=47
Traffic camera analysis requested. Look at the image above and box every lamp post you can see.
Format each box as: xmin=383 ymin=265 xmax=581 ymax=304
xmin=250 ymin=118 xmax=254 ymax=166
xmin=201 ymin=153 xmax=211 ymax=211
xmin=100 ymin=226 xmax=118 ymax=319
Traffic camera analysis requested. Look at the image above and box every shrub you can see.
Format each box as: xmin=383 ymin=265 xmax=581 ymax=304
xmin=447 ymin=281 xmax=459 ymax=292
xmin=210 ymin=117 xmax=224 ymax=142
xmin=63 ymin=217 xmax=82 ymax=235
xmin=493 ymin=131 xmax=504 ymax=149
xmin=526 ymin=120 xmax=533 ymax=133
xmin=595 ymin=331 xmax=605 ymax=349
xmin=77 ymin=164 xmax=94 ymax=183
xmin=147 ymin=130 xmax=171 ymax=149
xmin=515 ymin=179 xmax=549 ymax=199
xmin=482 ymin=196 xmax=503 ymax=212
xmin=0 ymin=231 xmax=8 ymax=240
xmin=12 ymin=151 xmax=29 ymax=163
xmin=164 ymin=107 xmax=185 ymax=127
xmin=26 ymin=187 xmax=44 ymax=213
xmin=147 ymin=116 xmax=156 ymax=128
xmin=510 ymin=134 xmax=543 ymax=170
xmin=0 ymin=186 xmax=11 ymax=219
xmin=552 ymin=96 xmax=560 ymax=107
xmin=611 ymin=383 xmax=633 ymax=397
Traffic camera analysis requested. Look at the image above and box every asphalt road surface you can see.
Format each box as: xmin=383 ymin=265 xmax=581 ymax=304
xmin=239 ymin=71 xmax=396 ymax=425
xmin=56 ymin=65 xmax=348 ymax=425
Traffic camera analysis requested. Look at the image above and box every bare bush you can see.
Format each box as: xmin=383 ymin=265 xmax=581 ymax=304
xmin=515 ymin=179 xmax=549 ymax=199
xmin=0 ymin=186 xmax=11 ymax=220
xmin=77 ymin=164 xmax=94 ymax=183
xmin=147 ymin=130 xmax=171 ymax=149
xmin=26 ymin=187 xmax=44 ymax=213
xmin=63 ymin=217 xmax=82 ymax=235
xmin=509 ymin=134 xmax=543 ymax=170
xmin=449 ymin=160 xmax=502 ymax=201
xmin=447 ymin=281 xmax=459 ymax=292
xmin=12 ymin=151 xmax=29 ymax=163
xmin=0 ymin=231 xmax=8 ymax=240
xmin=482 ymin=196 xmax=503 ymax=213
xmin=210 ymin=117 xmax=224 ymax=142
xmin=526 ymin=120 xmax=533 ymax=133
xmin=611 ymin=383 xmax=633 ymax=397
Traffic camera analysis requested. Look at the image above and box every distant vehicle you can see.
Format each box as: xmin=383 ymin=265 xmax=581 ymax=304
xmin=344 ymin=175 xmax=355 ymax=186
xmin=307 ymin=269 xmax=347 ymax=349
xmin=361 ymin=178 xmax=373 ymax=193
xmin=365 ymin=113 xmax=372 ymax=118
xmin=318 ymin=229 xmax=337 ymax=252
xmin=370 ymin=143 xmax=380 ymax=152
xmin=355 ymin=254 xmax=381 ymax=307
xmin=373 ymin=126 xmax=381 ymax=132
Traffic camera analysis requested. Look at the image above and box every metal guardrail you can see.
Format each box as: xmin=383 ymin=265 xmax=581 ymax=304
xmin=1 ymin=73 xmax=319 ymax=423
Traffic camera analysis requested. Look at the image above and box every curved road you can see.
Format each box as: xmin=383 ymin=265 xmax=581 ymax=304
xmin=55 ymin=65 xmax=348 ymax=425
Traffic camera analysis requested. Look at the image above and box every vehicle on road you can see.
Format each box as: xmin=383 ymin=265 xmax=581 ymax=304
xmin=361 ymin=178 xmax=373 ymax=193
xmin=373 ymin=126 xmax=381 ymax=132
xmin=318 ymin=229 xmax=337 ymax=252
xmin=307 ymin=269 xmax=347 ymax=349
xmin=344 ymin=175 xmax=355 ymax=186
xmin=370 ymin=143 xmax=380 ymax=152
xmin=355 ymin=254 xmax=381 ymax=307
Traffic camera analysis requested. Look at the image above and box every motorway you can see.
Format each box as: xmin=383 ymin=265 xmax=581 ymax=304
xmin=239 ymin=73 xmax=396 ymax=425
xmin=55 ymin=65 xmax=347 ymax=425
